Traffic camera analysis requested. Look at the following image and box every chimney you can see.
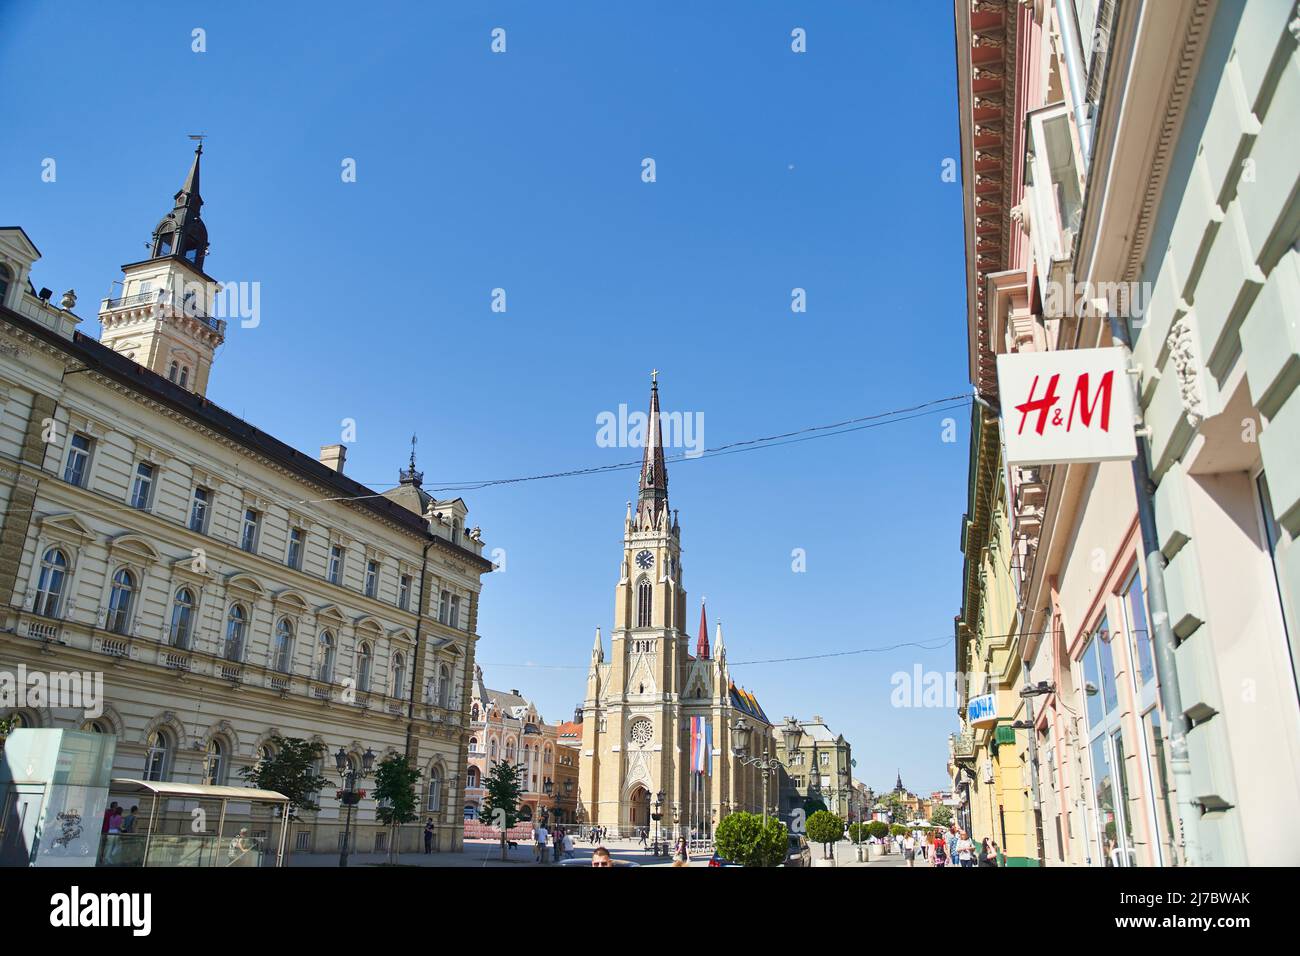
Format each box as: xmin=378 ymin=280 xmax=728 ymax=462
xmin=511 ymin=689 xmax=520 ymax=697
xmin=320 ymin=444 xmax=347 ymax=473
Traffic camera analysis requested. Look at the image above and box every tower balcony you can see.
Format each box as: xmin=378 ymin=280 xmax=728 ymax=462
xmin=100 ymin=289 xmax=225 ymax=338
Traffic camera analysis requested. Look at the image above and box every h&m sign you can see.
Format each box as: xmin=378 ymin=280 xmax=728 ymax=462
xmin=996 ymin=348 xmax=1137 ymax=466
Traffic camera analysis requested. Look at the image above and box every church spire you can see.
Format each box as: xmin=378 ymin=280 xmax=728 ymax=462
xmin=696 ymin=600 xmax=710 ymax=659
xmin=149 ymin=140 xmax=209 ymax=270
xmin=636 ymin=370 xmax=668 ymax=528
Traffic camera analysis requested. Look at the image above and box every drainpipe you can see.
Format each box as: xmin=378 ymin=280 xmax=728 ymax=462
xmin=404 ymin=539 xmax=435 ymax=760
xmin=1055 ymin=0 xmax=1093 ymax=164
xmin=1104 ymin=306 xmax=1201 ymax=866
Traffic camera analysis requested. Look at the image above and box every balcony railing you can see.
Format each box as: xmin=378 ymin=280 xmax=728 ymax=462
xmin=950 ymin=733 xmax=977 ymax=761
xmin=101 ymin=289 xmax=222 ymax=333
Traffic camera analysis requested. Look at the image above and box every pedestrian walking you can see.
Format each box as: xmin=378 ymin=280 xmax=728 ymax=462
xmin=553 ymin=827 xmax=563 ymax=862
xmin=423 ymin=818 xmax=434 ymax=854
xmin=946 ymin=824 xmax=959 ymax=866
xmin=563 ymin=830 xmax=576 ymax=859
xmin=903 ymin=831 xmax=916 ymax=867
xmin=956 ymin=829 xmax=974 ymax=868
xmin=534 ymin=823 xmax=549 ymax=863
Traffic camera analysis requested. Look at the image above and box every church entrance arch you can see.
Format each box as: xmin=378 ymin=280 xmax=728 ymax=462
xmin=628 ymin=786 xmax=650 ymax=831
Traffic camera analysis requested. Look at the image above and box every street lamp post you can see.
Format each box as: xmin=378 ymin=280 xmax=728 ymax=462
xmin=651 ymin=790 xmax=665 ymax=856
xmin=334 ymin=746 xmax=375 ymax=868
xmin=731 ymin=718 xmax=800 ymax=828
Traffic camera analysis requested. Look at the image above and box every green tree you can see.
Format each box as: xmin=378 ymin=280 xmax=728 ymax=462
xmin=805 ymin=810 xmax=845 ymax=860
xmin=847 ymin=822 xmax=870 ymax=843
xmin=479 ymin=761 xmax=525 ymax=861
xmin=930 ymin=804 xmax=954 ymax=829
xmin=889 ymin=823 xmax=908 ymax=837
xmin=238 ymin=735 xmax=333 ymax=826
xmin=802 ymin=796 xmax=828 ymax=817
xmin=714 ymin=811 xmax=788 ymax=867
xmin=373 ymin=753 xmax=422 ymax=865
xmin=866 ymin=820 xmax=890 ymax=840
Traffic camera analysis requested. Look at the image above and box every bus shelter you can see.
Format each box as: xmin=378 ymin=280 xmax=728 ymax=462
xmin=101 ymin=779 xmax=291 ymax=868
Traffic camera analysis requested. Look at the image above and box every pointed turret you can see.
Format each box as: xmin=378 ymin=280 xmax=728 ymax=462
xmin=636 ymin=371 xmax=669 ymax=528
xmin=696 ymin=600 xmax=710 ymax=659
xmin=591 ymin=626 xmax=604 ymax=663
xmin=150 ymin=142 xmax=208 ymax=270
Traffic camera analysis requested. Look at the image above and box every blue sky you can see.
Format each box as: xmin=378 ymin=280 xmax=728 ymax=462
xmin=1 ymin=1 xmax=968 ymax=795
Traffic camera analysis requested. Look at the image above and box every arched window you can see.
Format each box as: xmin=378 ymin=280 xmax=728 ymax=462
xmin=144 ymin=729 xmax=172 ymax=782
xmin=170 ymin=587 xmax=195 ymax=648
xmin=438 ymin=664 xmax=451 ymax=708
xmin=35 ymin=547 xmax=68 ymax=618
xmin=637 ymin=580 xmax=652 ymax=627
xmin=203 ymin=739 xmax=227 ymax=786
xmin=273 ymin=618 xmax=293 ymax=673
xmin=469 ymin=736 xmax=479 ymax=753
xmin=255 ymin=744 xmax=273 ymax=770
xmin=225 ymin=604 xmax=247 ymax=661
xmin=86 ymin=719 xmax=108 ymax=734
xmin=489 ymin=738 xmax=498 ymax=760
xmin=467 ymin=766 xmax=480 ymax=788
xmin=506 ymin=739 xmax=516 ymax=763
xmin=391 ymin=651 xmax=406 ymax=698
xmin=168 ymin=360 xmax=179 ymax=382
xmin=179 ymin=366 xmax=189 ymax=389
xmin=106 ymin=569 xmax=136 ymax=635
xmin=317 ymin=631 xmax=335 ymax=682
xmin=471 ymin=703 xmax=480 ymax=721
xmin=427 ymin=765 xmax=443 ymax=814
xmin=155 ymin=229 xmax=175 ymax=257
xmin=357 ymin=642 xmax=373 ymax=692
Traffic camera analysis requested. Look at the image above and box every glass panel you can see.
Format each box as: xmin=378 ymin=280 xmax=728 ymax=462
xmin=1082 ymin=635 xmax=1104 ymax=730
xmin=1097 ymin=614 xmax=1119 ymax=714
xmin=1090 ymin=735 xmax=1118 ymax=866
xmin=1123 ymin=572 xmax=1154 ymax=685
xmin=1110 ymin=730 xmax=1134 ymax=866
xmin=1146 ymin=709 xmax=1176 ymax=864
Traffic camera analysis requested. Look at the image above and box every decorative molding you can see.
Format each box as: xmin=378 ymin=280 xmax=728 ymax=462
xmin=1168 ymin=317 xmax=1205 ymax=427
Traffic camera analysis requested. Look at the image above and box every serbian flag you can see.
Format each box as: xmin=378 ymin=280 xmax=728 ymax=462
xmin=690 ymin=716 xmax=713 ymax=775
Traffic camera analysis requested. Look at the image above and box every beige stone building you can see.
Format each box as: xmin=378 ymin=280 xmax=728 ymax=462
xmin=578 ymin=377 xmax=776 ymax=840
xmin=0 ymin=146 xmax=494 ymax=857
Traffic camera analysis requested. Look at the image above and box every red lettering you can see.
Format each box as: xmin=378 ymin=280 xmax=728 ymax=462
xmin=1015 ymin=374 xmax=1061 ymax=436
xmin=1067 ymin=371 xmax=1113 ymax=432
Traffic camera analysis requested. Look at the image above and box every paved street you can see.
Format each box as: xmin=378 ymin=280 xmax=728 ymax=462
xmin=286 ymin=837 xmax=922 ymax=868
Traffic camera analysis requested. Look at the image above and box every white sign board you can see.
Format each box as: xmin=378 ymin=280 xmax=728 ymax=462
xmin=968 ymin=693 xmax=999 ymax=729
xmin=996 ymin=347 xmax=1137 ymax=466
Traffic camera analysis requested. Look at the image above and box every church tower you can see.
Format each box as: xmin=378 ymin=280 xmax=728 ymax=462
xmin=99 ymin=142 xmax=226 ymax=396
xmin=580 ymin=372 xmax=689 ymax=832
xmin=577 ymin=373 xmax=774 ymax=838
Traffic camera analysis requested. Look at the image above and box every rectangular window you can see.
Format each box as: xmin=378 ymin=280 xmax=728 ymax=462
xmin=328 ymin=545 xmax=344 ymax=586
xmin=1121 ymin=570 xmax=1154 ymax=687
xmin=287 ymin=528 xmax=304 ymax=570
xmin=449 ymin=595 xmax=460 ymax=629
xmin=364 ymin=560 xmax=379 ymax=598
xmin=399 ymin=574 xmax=411 ymax=611
xmin=438 ymin=590 xmax=449 ymax=624
xmin=1145 ymin=709 xmax=1176 ymax=863
xmin=189 ymin=487 xmax=211 ymax=533
xmin=130 ymin=462 xmax=155 ymax=510
xmin=241 ymin=509 xmax=261 ymax=553
xmin=63 ymin=433 xmax=91 ymax=486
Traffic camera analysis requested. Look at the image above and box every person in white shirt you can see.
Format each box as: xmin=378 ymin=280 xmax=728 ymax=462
xmin=903 ymin=832 xmax=916 ymax=867
xmin=956 ymin=829 xmax=974 ymax=868
xmin=534 ymin=824 xmax=549 ymax=863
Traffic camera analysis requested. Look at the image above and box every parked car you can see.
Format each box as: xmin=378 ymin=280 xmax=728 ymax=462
xmin=783 ymin=833 xmax=812 ymax=867
xmin=707 ymin=851 xmax=742 ymax=867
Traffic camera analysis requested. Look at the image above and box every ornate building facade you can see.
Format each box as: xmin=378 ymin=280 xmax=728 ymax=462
xmin=463 ymin=669 xmax=561 ymax=825
xmin=577 ymin=376 xmax=776 ymax=839
xmin=0 ymin=147 xmax=495 ymax=856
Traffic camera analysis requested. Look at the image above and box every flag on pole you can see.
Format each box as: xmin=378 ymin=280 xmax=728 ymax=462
xmin=690 ymin=716 xmax=713 ymax=775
